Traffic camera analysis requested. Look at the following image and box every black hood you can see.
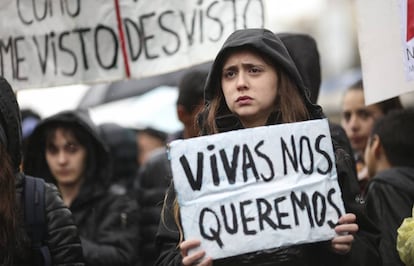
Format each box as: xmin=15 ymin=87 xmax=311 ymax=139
xmin=0 ymin=77 xmax=22 ymax=172
xmin=374 ymin=167 xmax=414 ymax=195
xmin=277 ymin=32 xmax=321 ymax=104
xmin=23 ymin=110 xmax=112 ymax=196
xmin=204 ymin=28 xmax=323 ymax=121
xmin=98 ymin=122 xmax=137 ymax=183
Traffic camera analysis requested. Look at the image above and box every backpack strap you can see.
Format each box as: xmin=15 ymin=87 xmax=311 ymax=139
xmin=24 ymin=175 xmax=52 ymax=266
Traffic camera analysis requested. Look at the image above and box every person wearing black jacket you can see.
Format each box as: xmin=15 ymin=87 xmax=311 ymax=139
xmin=23 ymin=110 xmax=140 ymax=266
xmin=364 ymin=108 xmax=414 ymax=266
xmin=98 ymin=122 xmax=139 ymax=196
xmin=134 ymin=69 xmax=209 ymax=266
xmin=155 ymin=28 xmax=380 ymax=266
xmin=0 ymin=77 xmax=85 ymax=266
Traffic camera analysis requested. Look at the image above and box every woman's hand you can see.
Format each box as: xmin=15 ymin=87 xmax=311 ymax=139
xmin=331 ymin=213 xmax=359 ymax=255
xmin=180 ymin=239 xmax=213 ymax=266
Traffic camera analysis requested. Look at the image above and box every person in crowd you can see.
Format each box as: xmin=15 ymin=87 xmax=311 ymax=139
xmin=99 ymin=122 xmax=139 ymax=196
xmin=136 ymin=127 xmax=167 ymax=166
xmin=0 ymin=77 xmax=84 ymax=265
xmin=155 ymin=28 xmax=380 ymax=266
xmin=364 ymin=108 xmax=414 ymax=266
xmin=340 ymin=80 xmax=403 ymax=193
xmin=168 ymin=70 xmax=209 ymax=141
xmin=135 ymin=69 xmax=208 ymax=266
xmin=23 ymin=109 xmax=140 ymax=266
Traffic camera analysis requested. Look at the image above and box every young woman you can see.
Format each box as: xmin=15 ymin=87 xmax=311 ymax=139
xmin=0 ymin=77 xmax=84 ymax=265
xmin=155 ymin=29 xmax=380 ymax=266
xmin=23 ymin=110 xmax=140 ymax=266
xmin=341 ymin=81 xmax=403 ymax=193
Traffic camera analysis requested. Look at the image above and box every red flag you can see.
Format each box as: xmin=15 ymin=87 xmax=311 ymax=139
xmin=408 ymin=0 xmax=414 ymax=41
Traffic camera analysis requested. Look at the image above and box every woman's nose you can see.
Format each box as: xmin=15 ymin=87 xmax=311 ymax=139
xmin=236 ymin=72 xmax=248 ymax=90
xmin=57 ymin=151 xmax=68 ymax=164
xmin=349 ymin=115 xmax=360 ymax=130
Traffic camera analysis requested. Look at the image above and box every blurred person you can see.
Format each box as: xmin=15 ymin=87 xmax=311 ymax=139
xmin=364 ymin=108 xmax=414 ymax=266
xmin=0 ymin=77 xmax=84 ymax=265
xmin=155 ymin=28 xmax=379 ymax=266
xmin=169 ymin=70 xmax=209 ymax=140
xmin=134 ymin=69 xmax=208 ymax=266
xmin=341 ymin=80 xmax=403 ymax=193
xmin=99 ymin=122 xmax=138 ymax=196
xmin=23 ymin=110 xmax=140 ymax=266
xmin=136 ymin=127 xmax=167 ymax=166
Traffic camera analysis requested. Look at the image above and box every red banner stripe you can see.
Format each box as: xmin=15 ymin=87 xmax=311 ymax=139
xmin=114 ymin=0 xmax=131 ymax=78
xmin=408 ymin=0 xmax=414 ymax=41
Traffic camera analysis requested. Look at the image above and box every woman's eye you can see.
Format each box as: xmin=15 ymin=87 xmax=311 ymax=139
xmin=250 ymin=67 xmax=260 ymax=73
xmin=224 ymin=70 xmax=236 ymax=78
xmin=342 ymin=112 xmax=351 ymax=122
xmin=358 ymin=110 xmax=371 ymax=120
xmin=46 ymin=145 xmax=58 ymax=155
xmin=66 ymin=144 xmax=79 ymax=153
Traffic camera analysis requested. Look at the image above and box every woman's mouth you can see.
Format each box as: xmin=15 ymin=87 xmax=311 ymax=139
xmin=236 ymin=96 xmax=252 ymax=104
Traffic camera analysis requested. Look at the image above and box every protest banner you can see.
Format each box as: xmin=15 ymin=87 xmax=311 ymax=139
xmin=122 ymin=0 xmax=265 ymax=79
xmin=0 ymin=0 xmax=265 ymax=90
xmin=356 ymin=0 xmax=414 ymax=104
xmin=0 ymin=1 xmax=124 ymax=89
xmin=168 ymin=118 xmax=345 ymax=259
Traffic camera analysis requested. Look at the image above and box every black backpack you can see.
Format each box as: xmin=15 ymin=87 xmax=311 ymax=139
xmin=24 ymin=175 xmax=52 ymax=266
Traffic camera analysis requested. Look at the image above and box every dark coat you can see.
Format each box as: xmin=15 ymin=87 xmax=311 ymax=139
xmin=12 ymin=173 xmax=85 ymax=266
xmin=0 ymin=77 xmax=84 ymax=265
xmin=24 ymin=110 xmax=140 ymax=266
xmin=365 ymin=167 xmax=414 ymax=266
xmin=135 ymin=148 xmax=172 ymax=266
xmin=98 ymin=122 xmax=139 ymax=196
xmin=155 ymin=29 xmax=380 ymax=266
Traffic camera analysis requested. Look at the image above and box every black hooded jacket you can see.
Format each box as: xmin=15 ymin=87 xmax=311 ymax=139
xmin=0 ymin=77 xmax=84 ymax=266
xmin=23 ymin=110 xmax=140 ymax=266
xmin=365 ymin=167 xmax=414 ymax=266
xmin=155 ymin=29 xmax=380 ymax=266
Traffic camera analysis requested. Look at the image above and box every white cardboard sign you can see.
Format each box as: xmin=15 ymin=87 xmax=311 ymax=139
xmin=356 ymin=0 xmax=414 ymax=104
xmin=169 ymin=118 xmax=345 ymax=259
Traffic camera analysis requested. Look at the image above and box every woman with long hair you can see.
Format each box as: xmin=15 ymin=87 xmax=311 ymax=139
xmin=0 ymin=77 xmax=84 ymax=265
xmin=155 ymin=29 xmax=380 ymax=266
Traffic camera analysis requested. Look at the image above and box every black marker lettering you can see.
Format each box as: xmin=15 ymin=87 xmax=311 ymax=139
xmin=199 ymin=208 xmax=223 ymax=248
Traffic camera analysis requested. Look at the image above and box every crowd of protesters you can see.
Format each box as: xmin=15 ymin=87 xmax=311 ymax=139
xmin=0 ymin=27 xmax=413 ymax=266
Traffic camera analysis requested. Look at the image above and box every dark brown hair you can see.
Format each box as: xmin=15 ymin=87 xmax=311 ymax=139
xmin=347 ymin=79 xmax=404 ymax=114
xmin=0 ymin=144 xmax=17 ymax=264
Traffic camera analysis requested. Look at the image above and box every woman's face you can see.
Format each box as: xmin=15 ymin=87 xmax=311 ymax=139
xmin=341 ymin=89 xmax=384 ymax=155
xmin=221 ymin=49 xmax=278 ymax=128
xmin=45 ymin=128 xmax=86 ymax=188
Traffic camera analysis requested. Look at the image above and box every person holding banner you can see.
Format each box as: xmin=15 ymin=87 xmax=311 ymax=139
xmin=0 ymin=77 xmax=85 ymax=266
xmin=23 ymin=110 xmax=140 ymax=266
xmin=155 ymin=28 xmax=380 ymax=266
